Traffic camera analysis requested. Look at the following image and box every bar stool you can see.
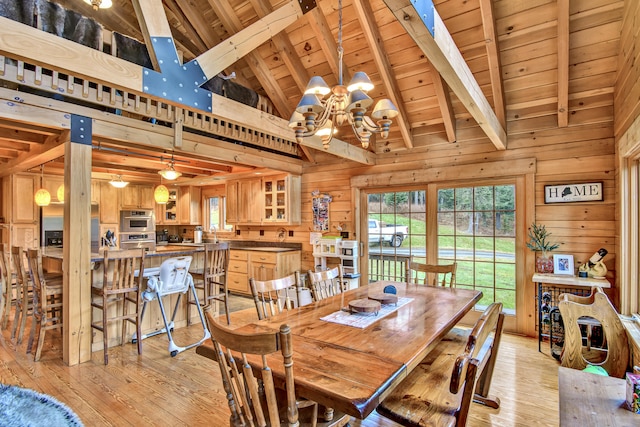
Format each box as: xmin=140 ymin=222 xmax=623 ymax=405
xmin=188 ymin=242 xmax=230 ymax=324
xmin=26 ymin=248 xmax=63 ymax=361
xmin=91 ymin=248 xmax=145 ymax=365
xmin=0 ymin=243 xmax=16 ymax=330
xmin=11 ymin=246 xmax=34 ymax=344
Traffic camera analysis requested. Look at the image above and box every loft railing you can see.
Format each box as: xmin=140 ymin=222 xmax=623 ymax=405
xmin=0 ymin=54 xmax=299 ymax=157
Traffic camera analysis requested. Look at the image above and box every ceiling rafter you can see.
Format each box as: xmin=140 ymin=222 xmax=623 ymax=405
xmin=247 ymin=0 xmax=310 ymax=93
xmin=478 ymin=0 xmax=506 ymax=129
xmin=557 ymin=0 xmax=570 ymax=128
xmin=163 ymin=0 xmax=209 ymax=52
xmin=306 ymin=7 xmax=351 ymax=84
xmin=352 ymin=0 xmax=413 ymax=149
xmin=429 ymin=66 xmax=456 ymax=142
xmin=205 ymin=0 xmax=295 ymax=117
xmin=382 ymin=0 xmax=507 ymax=150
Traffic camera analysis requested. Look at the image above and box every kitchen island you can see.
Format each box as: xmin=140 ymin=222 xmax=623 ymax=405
xmin=40 ymin=242 xmax=301 ymax=353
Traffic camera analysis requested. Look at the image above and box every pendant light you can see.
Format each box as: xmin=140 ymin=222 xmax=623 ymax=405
xmin=34 ymin=165 xmax=51 ymax=207
xmin=109 ymin=175 xmax=129 ymax=188
xmin=84 ymin=0 xmax=112 ymax=10
xmin=154 ymin=176 xmax=169 ymax=204
xmin=57 ymin=184 xmax=65 ymax=202
xmin=158 ymin=154 xmax=182 ymax=180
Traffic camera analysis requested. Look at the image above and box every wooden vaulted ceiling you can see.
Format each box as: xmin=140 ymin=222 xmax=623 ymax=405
xmin=0 ymin=0 xmax=626 ymax=182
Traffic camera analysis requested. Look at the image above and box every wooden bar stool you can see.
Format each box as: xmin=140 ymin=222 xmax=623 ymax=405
xmin=26 ymin=248 xmax=63 ymax=361
xmin=188 ymin=242 xmax=230 ymax=324
xmin=10 ymin=246 xmax=34 ymax=344
xmin=91 ymin=249 xmax=145 ymax=365
xmin=0 ymin=243 xmax=17 ymax=330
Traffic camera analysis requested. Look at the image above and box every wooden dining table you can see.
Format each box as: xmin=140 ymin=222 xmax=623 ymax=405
xmin=198 ymin=280 xmax=482 ymax=419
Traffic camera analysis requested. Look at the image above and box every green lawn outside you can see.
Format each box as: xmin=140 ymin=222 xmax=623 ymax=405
xmin=367 ymin=213 xmax=517 ymax=311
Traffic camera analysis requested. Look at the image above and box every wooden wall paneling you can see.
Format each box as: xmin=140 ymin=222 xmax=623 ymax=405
xmin=614 ymin=0 xmax=640 ymax=138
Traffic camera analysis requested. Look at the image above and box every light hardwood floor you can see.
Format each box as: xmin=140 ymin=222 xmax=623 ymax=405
xmin=0 ymin=296 xmax=560 ymax=426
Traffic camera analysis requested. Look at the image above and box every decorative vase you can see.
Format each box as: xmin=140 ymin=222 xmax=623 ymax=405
xmin=536 ymin=256 xmax=554 ymax=274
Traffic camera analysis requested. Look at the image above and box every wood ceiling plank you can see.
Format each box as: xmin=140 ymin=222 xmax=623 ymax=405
xmin=382 ymin=0 xmax=507 ymax=150
xmin=306 ymin=7 xmax=351 ymax=84
xmin=352 ymin=0 xmax=413 ymax=149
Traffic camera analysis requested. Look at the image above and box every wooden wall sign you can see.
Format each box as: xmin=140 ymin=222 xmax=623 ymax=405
xmin=544 ymin=182 xmax=603 ymax=203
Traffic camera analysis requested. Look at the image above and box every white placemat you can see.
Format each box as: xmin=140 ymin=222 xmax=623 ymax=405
xmin=320 ymin=297 xmax=414 ymax=329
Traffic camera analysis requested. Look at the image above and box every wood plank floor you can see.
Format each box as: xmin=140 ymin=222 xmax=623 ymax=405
xmin=0 ymin=296 xmax=560 ymax=426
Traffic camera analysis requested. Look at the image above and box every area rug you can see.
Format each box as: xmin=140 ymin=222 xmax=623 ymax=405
xmin=0 ymin=384 xmax=83 ymax=426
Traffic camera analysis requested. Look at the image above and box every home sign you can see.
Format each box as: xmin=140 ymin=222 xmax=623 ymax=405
xmin=544 ymin=182 xmax=603 ymax=203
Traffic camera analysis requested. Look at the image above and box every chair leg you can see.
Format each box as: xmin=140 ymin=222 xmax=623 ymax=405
xmin=103 ymin=295 xmax=108 ymax=365
xmin=26 ymin=311 xmax=38 ymax=354
xmin=11 ymin=300 xmax=21 ymax=341
xmin=34 ymin=318 xmax=46 ymax=362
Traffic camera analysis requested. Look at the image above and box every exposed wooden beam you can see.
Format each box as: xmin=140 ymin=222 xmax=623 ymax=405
xmin=429 ymin=66 xmax=456 ymax=143
xmin=382 ymin=0 xmax=507 ymax=150
xmin=206 ymin=0 xmax=295 ymax=117
xmin=163 ymin=0 xmax=210 ymax=52
xmin=352 ymin=0 xmax=413 ymax=149
xmin=195 ymin=0 xmax=309 ymax=84
xmin=0 ymin=131 xmax=67 ymax=176
xmin=557 ymin=0 xmax=570 ymax=128
xmin=248 ymin=0 xmax=310 ymax=92
xmin=297 ymin=135 xmax=376 ymax=165
xmin=131 ymin=0 xmax=174 ymax=70
xmin=306 ymin=7 xmax=350 ymax=83
xmin=479 ymin=0 xmax=506 ymax=129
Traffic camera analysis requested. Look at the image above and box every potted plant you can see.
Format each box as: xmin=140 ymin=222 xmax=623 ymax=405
xmin=526 ymin=223 xmax=560 ymax=273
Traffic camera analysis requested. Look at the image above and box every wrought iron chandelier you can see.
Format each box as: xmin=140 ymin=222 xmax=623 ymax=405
xmin=289 ymin=0 xmax=398 ymax=149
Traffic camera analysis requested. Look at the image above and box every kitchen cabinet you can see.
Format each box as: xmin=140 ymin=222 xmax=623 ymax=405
xmin=227 ymin=249 xmax=301 ymax=296
xmin=120 ymin=184 xmax=154 ymax=209
xmin=226 ymin=179 xmax=262 ymax=224
xmin=262 ymin=174 xmax=301 ymax=225
xmin=13 ymin=174 xmax=37 ymax=224
xmin=178 ymin=186 xmax=201 ymax=225
xmin=227 ymin=249 xmax=250 ymax=294
xmin=99 ymin=181 xmax=120 ymax=224
xmin=156 ymin=187 xmax=179 ymax=224
xmin=226 ymin=175 xmax=300 ymax=225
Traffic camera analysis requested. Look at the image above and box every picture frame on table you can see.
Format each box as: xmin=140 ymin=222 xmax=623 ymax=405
xmin=553 ymin=254 xmax=574 ymax=275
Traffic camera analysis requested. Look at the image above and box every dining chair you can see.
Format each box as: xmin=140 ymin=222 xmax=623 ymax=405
xmin=25 ymin=248 xmax=63 ymax=361
xmin=406 ymin=260 xmax=457 ymax=287
xmin=188 ymin=242 xmax=230 ymax=324
xmin=376 ymin=302 xmax=505 ymax=427
xmin=250 ymin=272 xmax=304 ymax=320
xmin=204 ymin=306 xmax=319 ymax=427
xmin=91 ymin=248 xmax=145 ymax=365
xmin=10 ymin=246 xmax=35 ymax=344
xmin=0 ymin=243 xmax=17 ymax=330
xmin=307 ymin=266 xmax=344 ymax=301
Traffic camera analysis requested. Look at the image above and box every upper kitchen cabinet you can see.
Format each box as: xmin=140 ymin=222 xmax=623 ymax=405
xmin=158 ymin=187 xmax=179 ymax=224
xmin=263 ymin=175 xmax=301 ymax=225
xmin=99 ymin=181 xmax=119 ymax=224
xmin=226 ymin=179 xmax=262 ymax=225
xmin=13 ymin=174 xmax=37 ymax=224
xmin=120 ymin=184 xmax=154 ymax=210
xmin=179 ymin=186 xmax=201 ymax=225
xmin=226 ymin=175 xmax=300 ymax=226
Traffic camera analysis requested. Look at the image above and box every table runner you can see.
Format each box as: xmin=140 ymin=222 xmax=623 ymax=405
xmin=320 ymin=297 xmax=413 ymax=328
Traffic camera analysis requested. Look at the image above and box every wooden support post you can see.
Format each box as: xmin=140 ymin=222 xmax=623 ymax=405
xmin=62 ymin=116 xmax=93 ymax=366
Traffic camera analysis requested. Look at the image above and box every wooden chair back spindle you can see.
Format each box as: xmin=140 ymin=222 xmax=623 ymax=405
xmin=250 ymin=272 xmax=302 ymax=320
xmin=307 ymin=265 xmax=343 ymax=301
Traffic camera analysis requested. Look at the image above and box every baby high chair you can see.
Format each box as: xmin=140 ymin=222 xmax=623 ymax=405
xmin=134 ymin=256 xmax=210 ymax=357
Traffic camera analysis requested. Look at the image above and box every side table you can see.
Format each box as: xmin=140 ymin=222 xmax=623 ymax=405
xmin=533 ymin=273 xmax=610 ymax=353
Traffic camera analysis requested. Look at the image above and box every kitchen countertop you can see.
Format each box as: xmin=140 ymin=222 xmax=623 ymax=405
xmin=41 ymin=243 xmax=300 ymax=263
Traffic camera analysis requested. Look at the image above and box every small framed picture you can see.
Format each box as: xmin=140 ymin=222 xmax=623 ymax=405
xmin=553 ymin=254 xmax=574 ymax=275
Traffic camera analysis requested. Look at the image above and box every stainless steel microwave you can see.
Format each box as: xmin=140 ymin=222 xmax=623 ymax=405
xmin=120 ymin=210 xmax=155 ymax=233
